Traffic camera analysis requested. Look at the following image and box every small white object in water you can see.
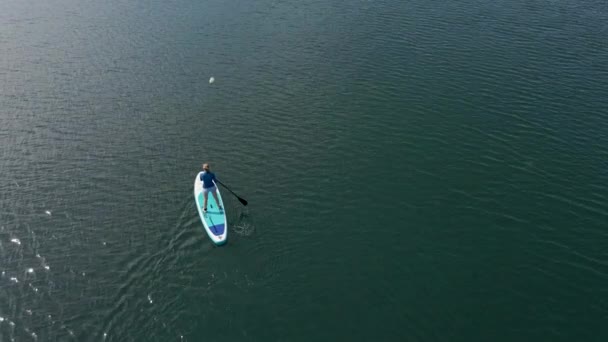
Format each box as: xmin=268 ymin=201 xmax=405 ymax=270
xmin=209 ymin=77 xmax=215 ymax=84
xmin=103 ymin=332 xmax=108 ymax=339
xmin=1 ymin=271 xmax=5 ymax=276
xmin=25 ymin=309 xmax=32 ymax=315
xmin=147 ymin=294 xmax=153 ymax=304
xmin=102 ymin=242 xmax=107 ymax=246
xmin=44 ymin=265 xmax=50 ymax=271
xmin=27 ymin=268 xmax=34 ymax=273
xmin=0 ymin=317 xmax=4 ymax=322
xmin=10 ymin=277 xmax=18 ymax=283
xmin=9 ymin=321 xmax=15 ymax=326
xmin=82 ymin=272 xmax=86 ymax=277
xmin=10 ymin=238 xmax=21 ymax=245
xmin=45 ymin=210 xmax=52 ymax=216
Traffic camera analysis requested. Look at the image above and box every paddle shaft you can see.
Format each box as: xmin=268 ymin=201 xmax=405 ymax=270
xmin=215 ymin=180 xmax=248 ymax=206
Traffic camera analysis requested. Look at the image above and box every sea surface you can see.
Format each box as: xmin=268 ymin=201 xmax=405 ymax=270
xmin=1 ymin=0 xmax=608 ymax=340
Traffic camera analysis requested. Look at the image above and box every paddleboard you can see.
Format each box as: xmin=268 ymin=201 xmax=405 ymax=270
xmin=194 ymin=172 xmax=227 ymax=245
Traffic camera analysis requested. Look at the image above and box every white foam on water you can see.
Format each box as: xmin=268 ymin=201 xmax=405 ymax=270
xmin=233 ymin=223 xmax=255 ymax=236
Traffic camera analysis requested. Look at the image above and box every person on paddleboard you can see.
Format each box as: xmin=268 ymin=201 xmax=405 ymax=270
xmin=200 ymin=163 xmax=222 ymax=213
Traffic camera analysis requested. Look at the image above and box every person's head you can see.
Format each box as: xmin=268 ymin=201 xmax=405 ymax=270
xmin=202 ymin=163 xmax=210 ymax=171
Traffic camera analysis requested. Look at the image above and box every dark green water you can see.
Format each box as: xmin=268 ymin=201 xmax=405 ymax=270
xmin=2 ymin=0 xmax=608 ymax=340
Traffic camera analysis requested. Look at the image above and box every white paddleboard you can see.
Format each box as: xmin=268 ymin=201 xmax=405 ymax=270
xmin=194 ymin=172 xmax=227 ymax=245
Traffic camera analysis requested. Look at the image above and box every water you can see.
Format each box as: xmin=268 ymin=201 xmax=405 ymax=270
xmin=1 ymin=0 xmax=607 ymax=340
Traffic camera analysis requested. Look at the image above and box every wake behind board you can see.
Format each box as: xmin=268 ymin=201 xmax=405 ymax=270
xmin=194 ymin=172 xmax=227 ymax=245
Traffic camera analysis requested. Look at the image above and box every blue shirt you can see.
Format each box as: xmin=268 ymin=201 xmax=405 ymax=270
xmin=200 ymin=171 xmax=217 ymax=189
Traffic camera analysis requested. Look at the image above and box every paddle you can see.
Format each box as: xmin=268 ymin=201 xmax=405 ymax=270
xmin=215 ymin=180 xmax=248 ymax=206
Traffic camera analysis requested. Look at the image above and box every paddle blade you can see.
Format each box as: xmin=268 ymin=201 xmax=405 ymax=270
xmin=237 ymin=197 xmax=248 ymax=206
